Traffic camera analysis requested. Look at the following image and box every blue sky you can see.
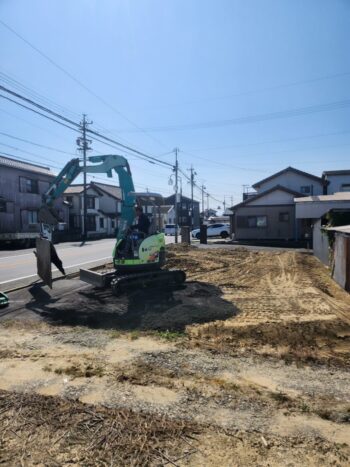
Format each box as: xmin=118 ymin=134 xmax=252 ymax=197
xmin=0 ymin=0 xmax=349 ymax=209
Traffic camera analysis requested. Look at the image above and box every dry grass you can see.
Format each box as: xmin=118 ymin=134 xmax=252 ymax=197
xmin=0 ymin=389 xmax=199 ymax=466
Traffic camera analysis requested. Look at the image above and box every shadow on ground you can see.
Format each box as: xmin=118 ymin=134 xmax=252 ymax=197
xmin=25 ymin=281 xmax=238 ymax=331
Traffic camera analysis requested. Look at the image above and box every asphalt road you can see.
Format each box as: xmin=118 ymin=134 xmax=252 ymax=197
xmin=0 ymin=236 xmax=176 ymax=289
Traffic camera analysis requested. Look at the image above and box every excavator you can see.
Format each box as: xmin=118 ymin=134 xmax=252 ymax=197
xmin=36 ymin=154 xmax=186 ymax=295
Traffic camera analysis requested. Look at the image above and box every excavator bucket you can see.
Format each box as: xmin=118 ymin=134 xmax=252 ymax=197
xmin=35 ymin=238 xmax=53 ymax=288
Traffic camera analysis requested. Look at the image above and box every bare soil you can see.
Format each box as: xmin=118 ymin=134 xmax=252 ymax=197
xmin=0 ymin=246 xmax=350 ymax=466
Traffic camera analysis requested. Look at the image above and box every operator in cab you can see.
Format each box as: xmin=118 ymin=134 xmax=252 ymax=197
xmin=132 ymin=205 xmax=150 ymax=236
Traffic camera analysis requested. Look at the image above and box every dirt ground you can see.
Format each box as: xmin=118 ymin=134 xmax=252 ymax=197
xmin=0 ymin=245 xmax=350 ymax=466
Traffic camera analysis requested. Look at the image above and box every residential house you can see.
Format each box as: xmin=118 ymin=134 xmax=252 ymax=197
xmin=164 ymin=194 xmax=200 ymax=228
xmin=201 ymin=208 xmax=217 ymax=220
xmin=63 ymin=181 xmax=122 ymax=238
xmin=230 ymin=167 xmax=325 ymax=241
xmin=0 ymin=155 xmax=68 ymax=245
xmin=322 ymin=170 xmax=350 ymax=194
xmin=159 ymin=205 xmax=173 ymax=229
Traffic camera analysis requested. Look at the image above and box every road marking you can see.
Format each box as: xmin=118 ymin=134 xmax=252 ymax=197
xmin=0 ymin=240 xmax=115 ymax=261
xmin=0 ymin=256 xmax=112 ymax=285
xmin=0 ymin=252 xmax=35 ymax=260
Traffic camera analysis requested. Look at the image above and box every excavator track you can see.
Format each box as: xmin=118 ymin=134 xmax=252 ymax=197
xmin=110 ymin=269 xmax=186 ymax=296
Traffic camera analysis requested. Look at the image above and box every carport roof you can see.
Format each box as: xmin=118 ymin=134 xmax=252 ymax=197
xmin=295 ymin=192 xmax=350 ymax=203
xmin=325 ymin=224 xmax=350 ymax=234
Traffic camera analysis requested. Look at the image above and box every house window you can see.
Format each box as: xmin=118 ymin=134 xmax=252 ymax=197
xmin=86 ymin=215 xmax=96 ymax=231
xmin=341 ymin=184 xmax=350 ymax=192
xmin=65 ymin=196 xmax=73 ymax=203
xmin=99 ymin=217 xmax=104 ymax=229
xmin=279 ymin=212 xmax=290 ymax=222
xmin=247 ymin=217 xmax=256 ymax=228
xmin=28 ymin=211 xmax=38 ymax=224
xmin=256 ymin=216 xmax=267 ymax=227
xmin=245 ymin=216 xmax=267 ymax=228
xmin=300 ymin=186 xmax=311 ymax=194
xmin=20 ymin=177 xmax=39 ymax=194
xmin=181 ymin=202 xmax=187 ymax=209
xmin=86 ymin=197 xmax=95 ymax=209
xmin=111 ymin=221 xmax=115 ymax=229
xmin=69 ymin=214 xmax=80 ymax=229
xmin=0 ymin=199 xmax=6 ymax=212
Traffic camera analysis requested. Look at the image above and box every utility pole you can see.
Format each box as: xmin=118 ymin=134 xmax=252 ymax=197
xmin=174 ymin=147 xmax=179 ymax=244
xmin=223 ymin=196 xmax=226 ymax=214
xmin=206 ymin=193 xmax=209 ymax=212
xmin=189 ymin=165 xmax=196 ymax=229
xmin=77 ymin=114 xmax=92 ymax=240
xmin=201 ymin=184 xmax=206 ymax=219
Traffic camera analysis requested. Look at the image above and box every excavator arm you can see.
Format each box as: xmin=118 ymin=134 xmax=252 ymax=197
xmin=36 ymin=154 xmax=136 ymax=287
xmin=39 ymin=155 xmax=136 ymax=241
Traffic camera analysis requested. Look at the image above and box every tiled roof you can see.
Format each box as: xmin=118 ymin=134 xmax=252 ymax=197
xmin=64 ymin=184 xmax=85 ymax=194
xmin=0 ymin=154 xmax=53 ymax=176
xmin=91 ymin=182 xmax=122 ymax=199
xmin=64 ymin=182 xmax=122 ymax=198
xmin=252 ymin=166 xmax=324 ymax=189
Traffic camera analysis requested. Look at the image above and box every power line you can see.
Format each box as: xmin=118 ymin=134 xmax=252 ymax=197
xmin=0 ymin=69 xmax=81 ymax=121
xmin=186 ymin=129 xmax=350 ymax=153
xmin=0 ymin=84 xmax=174 ymax=169
xmin=0 ymin=18 xmax=169 ymax=150
xmin=180 ymin=150 xmax=269 ymax=173
xmin=181 ymin=140 xmax=350 ymax=172
xmin=144 ymin=71 xmax=350 ymax=109
xmin=0 ymin=68 xmax=157 ymax=153
xmin=0 ymin=84 xmax=80 ymax=128
xmin=116 ymin=99 xmax=350 ymax=133
xmin=0 ymin=131 xmax=77 ymax=156
xmin=0 ymin=106 xmax=79 ymax=144
xmin=0 ymin=92 xmax=80 ymax=132
xmin=0 ymin=141 xmax=66 ymax=166
xmin=87 ymin=128 xmax=174 ymax=168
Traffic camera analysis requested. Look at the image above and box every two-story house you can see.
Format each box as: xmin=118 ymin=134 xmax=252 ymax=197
xmin=322 ymin=170 xmax=350 ymax=194
xmin=0 ymin=155 xmax=68 ymax=246
xmin=164 ymin=194 xmax=200 ymax=229
xmin=231 ymin=166 xmax=325 ymax=241
xmin=63 ymin=181 xmax=122 ymax=238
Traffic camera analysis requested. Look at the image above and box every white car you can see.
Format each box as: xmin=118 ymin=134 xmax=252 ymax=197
xmin=164 ymin=224 xmax=180 ymax=235
xmin=191 ymin=223 xmax=230 ymax=239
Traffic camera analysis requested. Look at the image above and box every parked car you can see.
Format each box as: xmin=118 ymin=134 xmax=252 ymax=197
xmin=191 ymin=223 xmax=230 ymax=239
xmin=164 ymin=224 xmax=180 ymax=235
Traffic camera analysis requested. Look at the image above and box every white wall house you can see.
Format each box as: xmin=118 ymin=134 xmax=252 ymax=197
xmin=231 ymin=167 xmax=325 ymax=241
xmin=323 ymin=170 xmax=350 ymax=195
xmin=64 ymin=182 xmax=122 ymax=238
xmin=252 ymin=166 xmax=324 ymax=196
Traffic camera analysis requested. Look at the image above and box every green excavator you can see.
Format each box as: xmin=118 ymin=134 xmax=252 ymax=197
xmin=37 ymin=154 xmax=186 ymax=295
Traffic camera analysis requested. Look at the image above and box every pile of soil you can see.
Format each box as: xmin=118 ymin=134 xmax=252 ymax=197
xmin=26 ymin=281 xmax=237 ymax=331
